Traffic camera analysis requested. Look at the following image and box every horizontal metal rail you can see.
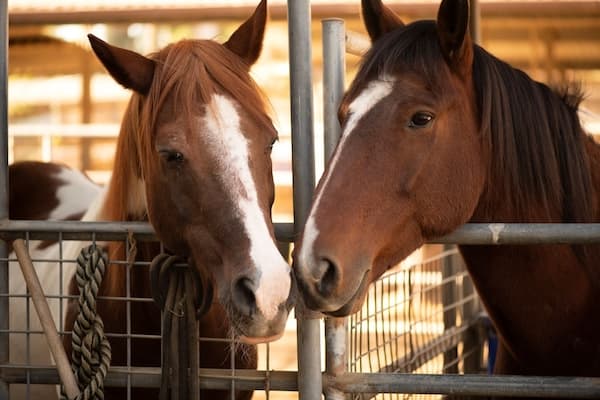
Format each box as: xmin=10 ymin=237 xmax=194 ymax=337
xmin=4 ymin=366 xmax=600 ymax=398
xmin=434 ymin=223 xmax=600 ymax=244
xmin=0 ymin=219 xmax=296 ymax=243
xmin=0 ymin=366 xmax=298 ymax=391
xmin=326 ymin=373 xmax=600 ymax=398
xmin=1 ymin=221 xmax=600 ymax=245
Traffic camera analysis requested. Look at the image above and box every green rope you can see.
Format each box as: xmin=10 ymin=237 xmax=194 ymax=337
xmin=61 ymin=244 xmax=112 ymax=400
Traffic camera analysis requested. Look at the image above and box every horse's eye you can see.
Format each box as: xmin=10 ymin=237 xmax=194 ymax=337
xmin=160 ymin=150 xmax=185 ymax=164
xmin=408 ymin=112 xmax=434 ymax=128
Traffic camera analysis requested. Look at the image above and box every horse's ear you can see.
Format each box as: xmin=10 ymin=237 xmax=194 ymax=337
xmin=223 ymin=0 xmax=267 ymax=66
xmin=436 ymin=0 xmax=473 ymax=78
xmin=361 ymin=0 xmax=404 ymax=42
xmin=88 ymin=34 xmax=155 ymax=95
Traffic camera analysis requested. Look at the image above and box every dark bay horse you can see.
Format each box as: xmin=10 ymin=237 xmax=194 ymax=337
xmin=61 ymin=1 xmax=292 ymax=398
xmin=294 ymin=0 xmax=600 ymax=385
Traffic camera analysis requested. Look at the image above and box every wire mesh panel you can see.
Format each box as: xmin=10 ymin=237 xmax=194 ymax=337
xmin=347 ymin=247 xmax=484 ymax=400
xmin=0 ymin=224 xmax=295 ymax=400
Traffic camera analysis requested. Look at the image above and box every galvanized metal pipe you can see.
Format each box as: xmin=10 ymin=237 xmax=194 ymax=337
xmin=432 ymin=223 xmax=600 ymax=245
xmin=0 ymin=0 xmax=8 ymax=397
xmin=287 ymin=1 xmax=322 ymax=399
xmin=322 ymin=17 xmax=348 ymax=400
xmin=327 ymin=372 xmax=600 ymax=398
xmin=0 ymin=366 xmax=299 ymax=391
xmin=4 ymin=367 xmax=600 ymax=398
xmin=287 ymin=0 xmax=316 ymax=227
xmin=1 ymin=221 xmax=600 ymax=245
xmin=322 ymin=18 xmax=345 ymax=162
xmin=0 ymin=220 xmax=295 ymax=243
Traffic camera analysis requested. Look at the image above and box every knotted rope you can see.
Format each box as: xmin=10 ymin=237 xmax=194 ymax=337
xmin=150 ymin=253 xmax=213 ymax=400
xmin=61 ymin=244 xmax=112 ymax=400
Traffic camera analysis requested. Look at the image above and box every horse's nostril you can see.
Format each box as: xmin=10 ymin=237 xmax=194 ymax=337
xmin=315 ymin=258 xmax=339 ymax=297
xmin=232 ymin=277 xmax=257 ymax=317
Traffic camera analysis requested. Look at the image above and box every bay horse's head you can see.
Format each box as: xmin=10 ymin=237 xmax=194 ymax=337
xmin=295 ymin=0 xmax=486 ymax=316
xmin=89 ymin=0 xmax=292 ymax=342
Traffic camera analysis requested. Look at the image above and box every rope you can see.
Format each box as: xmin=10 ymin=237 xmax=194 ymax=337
xmin=150 ymin=254 xmax=212 ymax=400
xmin=61 ymin=244 xmax=112 ymax=400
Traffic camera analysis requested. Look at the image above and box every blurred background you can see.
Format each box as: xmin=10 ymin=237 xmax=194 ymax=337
xmin=7 ymin=0 xmax=600 ymax=224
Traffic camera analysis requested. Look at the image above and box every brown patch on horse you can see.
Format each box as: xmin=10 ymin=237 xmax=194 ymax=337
xmin=9 ymin=161 xmax=62 ymax=220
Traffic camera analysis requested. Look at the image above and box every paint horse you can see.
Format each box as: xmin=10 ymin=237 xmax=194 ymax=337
xmin=295 ymin=0 xmax=600 ymax=387
xmin=8 ymin=161 xmax=101 ymax=399
xmin=9 ymin=161 xmax=100 ymax=223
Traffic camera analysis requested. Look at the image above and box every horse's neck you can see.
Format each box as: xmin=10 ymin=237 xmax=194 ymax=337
xmin=462 ymin=132 xmax=600 ymax=372
xmin=459 ymin=244 xmax=600 ymax=373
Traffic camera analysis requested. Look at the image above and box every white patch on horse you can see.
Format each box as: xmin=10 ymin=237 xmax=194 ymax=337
xmin=299 ymin=78 xmax=395 ymax=272
xmin=204 ymin=94 xmax=290 ymax=322
xmin=49 ymin=167 xmax=101 ymax=220
xmin=9 ymin=186 xmax=107 ymax=400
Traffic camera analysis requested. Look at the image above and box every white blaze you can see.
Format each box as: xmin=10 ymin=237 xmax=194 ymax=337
xmin=299 ymin=78 xmax=395 ymax=271
xmin=204 ymin=94 xmax=291 ymax=321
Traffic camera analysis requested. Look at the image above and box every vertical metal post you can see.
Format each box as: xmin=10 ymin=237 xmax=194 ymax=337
xmin=464 ymin=0 xmax=483 ymax=376
xmin=441 ymin=247 xmax=458 ymax=374
xmin=322 ymin=18 xmax=347 ymax=400
xmin=0 ymin=0 xmax=9 ymax=398
xmin=287 ymin=1 xmax=321 ymax=400
xmin=321 ymin=18 xmax=345 ymax=162
xmin=461 ymin=271 xmax=481 ymax=373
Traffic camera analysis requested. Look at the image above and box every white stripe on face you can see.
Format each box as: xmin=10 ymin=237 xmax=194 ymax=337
xmin=299 ymin=78 xmax=395 ymax=271
xmin=204 ymin=94 xmax=291 ymax=321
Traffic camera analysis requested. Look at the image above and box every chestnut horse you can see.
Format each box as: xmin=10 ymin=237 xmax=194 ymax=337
xmin=64 ymin=1 xmax=291 ymax=398
xmin=295 ymin=0 xmax=600 ymax=387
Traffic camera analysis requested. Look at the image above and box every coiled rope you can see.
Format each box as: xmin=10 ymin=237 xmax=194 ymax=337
xmin=150 ymin=253 xmax=212 ymax=400
xmin=61 ymin=244 xmax=112 ymax=400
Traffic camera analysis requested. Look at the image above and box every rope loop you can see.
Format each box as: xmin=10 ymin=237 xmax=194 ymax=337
xmin=150 ymin=254 xmax=213 ymax=318
xmin=61 ymin=244 xmax=112 ymax=400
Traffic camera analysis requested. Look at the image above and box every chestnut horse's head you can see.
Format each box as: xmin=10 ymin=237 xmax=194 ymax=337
xmin=295 ymin=0 xmax=486 ymax=316
xmin=89 ymin=0 xmax=292 ymax=342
